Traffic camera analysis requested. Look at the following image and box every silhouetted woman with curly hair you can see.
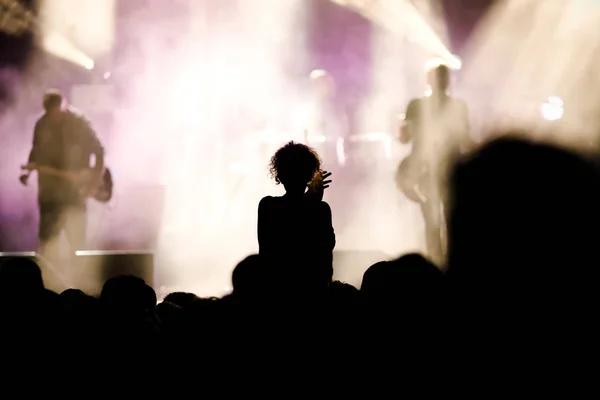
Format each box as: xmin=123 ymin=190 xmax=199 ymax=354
xmin=257 ymin=141 xmax=335 ymax=294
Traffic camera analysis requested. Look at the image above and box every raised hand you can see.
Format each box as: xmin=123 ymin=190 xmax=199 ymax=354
xmin=322 ymin=170 xmax=332 ymax=190
xmin=306 ymin=170 xmax=332 ymax=201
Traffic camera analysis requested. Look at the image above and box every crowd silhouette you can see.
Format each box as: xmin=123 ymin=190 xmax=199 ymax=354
xmin=1 ymin=135 xmax=598 ymax=383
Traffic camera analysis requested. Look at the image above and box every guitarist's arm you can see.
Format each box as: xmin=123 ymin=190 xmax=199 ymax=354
xmin=24 ymin=120 xmax=43 ymax=170
xmin=21 ymin=120 xmax=43 ymax=184
xmin=400 ymin=99 xmax=418 ymax=144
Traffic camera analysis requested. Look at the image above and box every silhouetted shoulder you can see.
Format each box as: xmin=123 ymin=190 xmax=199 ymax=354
xmin=66 ymin=108 xmax=92 ymax=126
xmin=258 ymin=196 xmax=276 ymax=209
xmin=33 ymin=115 xmax=46 ymax=131
xmin=34 ymin=111 xmax=47 ymax=124
xmin=317 ymin=200 xmax=333 ymax=215
xmin=405 ymin=98 xmax=422 ymax=121
xmin=66 ymin=106 xmax=84 ymax=118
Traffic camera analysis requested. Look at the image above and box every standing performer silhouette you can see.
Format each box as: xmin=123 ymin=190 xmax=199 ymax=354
xmin=398 ymin=64 xmax=471 ymax=264
xmin=21 ymin=89 xmax=105 ymax=284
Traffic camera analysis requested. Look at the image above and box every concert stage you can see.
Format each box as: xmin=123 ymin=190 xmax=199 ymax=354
xmin=0 ymin=0 xmax=455 ymax=295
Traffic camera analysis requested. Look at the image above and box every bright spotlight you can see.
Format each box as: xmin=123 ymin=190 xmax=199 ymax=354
xmin=309 ymin=69 xmax=327 ymax=79
xmin=448 ymin=55 xmax=462 ymax=70
xmin=39 ymin=0 xmax=116 ymax=58
xmin=541 ymin=96 xmax=564 ymax=121
xmin=42 ymin=32 xmax=95 ymax=70
xmin=425 ymin=55 xmax=462 ymax=71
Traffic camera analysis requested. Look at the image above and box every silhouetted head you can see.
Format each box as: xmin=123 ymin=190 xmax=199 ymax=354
xmin=163 ymin=292 xmax=200 ymax=309
xmin=100 ymin=275 xmax=155 ymax=318
xmin=60 ymin=288 xmax=91 ymax=302
xmin=427 ymin=64 xmax=450 ymax=93
xmin=232 ymin=255 xmax=266 ymax=298
xmin=156 ymin=300 xmax=182 ymax=317
xmin=329 ymin=280 xmax=360 ymax=307
xmin=447 ymin=136 xmax=600 ymax=286
xmin=361 ymin=254 xmax=442 ymax=303
xmin=43 ymin=89 xmax=64 ymax=117
xmin=0 ymin=257 xmax=44 ymax=297
xmin=60 ymin=288 xmax=97 ymax=313
xmin=270 ymin=141 xmax=322 ymax=196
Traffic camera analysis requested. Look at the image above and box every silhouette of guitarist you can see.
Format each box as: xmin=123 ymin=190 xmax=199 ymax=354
xmin=398 ymin=64 xmax=470 ymax=264
xmin=21 ymin=89 xmax=105 ymax=278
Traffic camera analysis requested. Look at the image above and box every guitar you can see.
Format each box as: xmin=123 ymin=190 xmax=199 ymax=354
xmin=20 ymin=164 xmax=113 ymax=203
xmin=396 ymin=155 xmax=430 ymax=203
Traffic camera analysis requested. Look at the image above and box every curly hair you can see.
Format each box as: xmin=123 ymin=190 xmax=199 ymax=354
xmin=269 ymin=141 xmax=322 ymax=187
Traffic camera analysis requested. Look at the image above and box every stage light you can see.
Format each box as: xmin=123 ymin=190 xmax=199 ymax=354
xmin=103 ymin=72 xmax=111 ymax=79
xmin=541 ymin=96 xmax=564 ymax=121
xmin=448 ymin=55 xmax=462 ymax=70
xmin=425 ymin=55 xmax=462 ymax=71
xmin=310 ymin=69 xmax=327 ymax=79
xmin=42 ymin=32 xmax=96 ymax=70
xmin=39 ymin=0 xmax=116 ymax=58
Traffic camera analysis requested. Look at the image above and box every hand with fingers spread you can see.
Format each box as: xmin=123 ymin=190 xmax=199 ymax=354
xmin=306 ymin=170 xmax=332 ymax=201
